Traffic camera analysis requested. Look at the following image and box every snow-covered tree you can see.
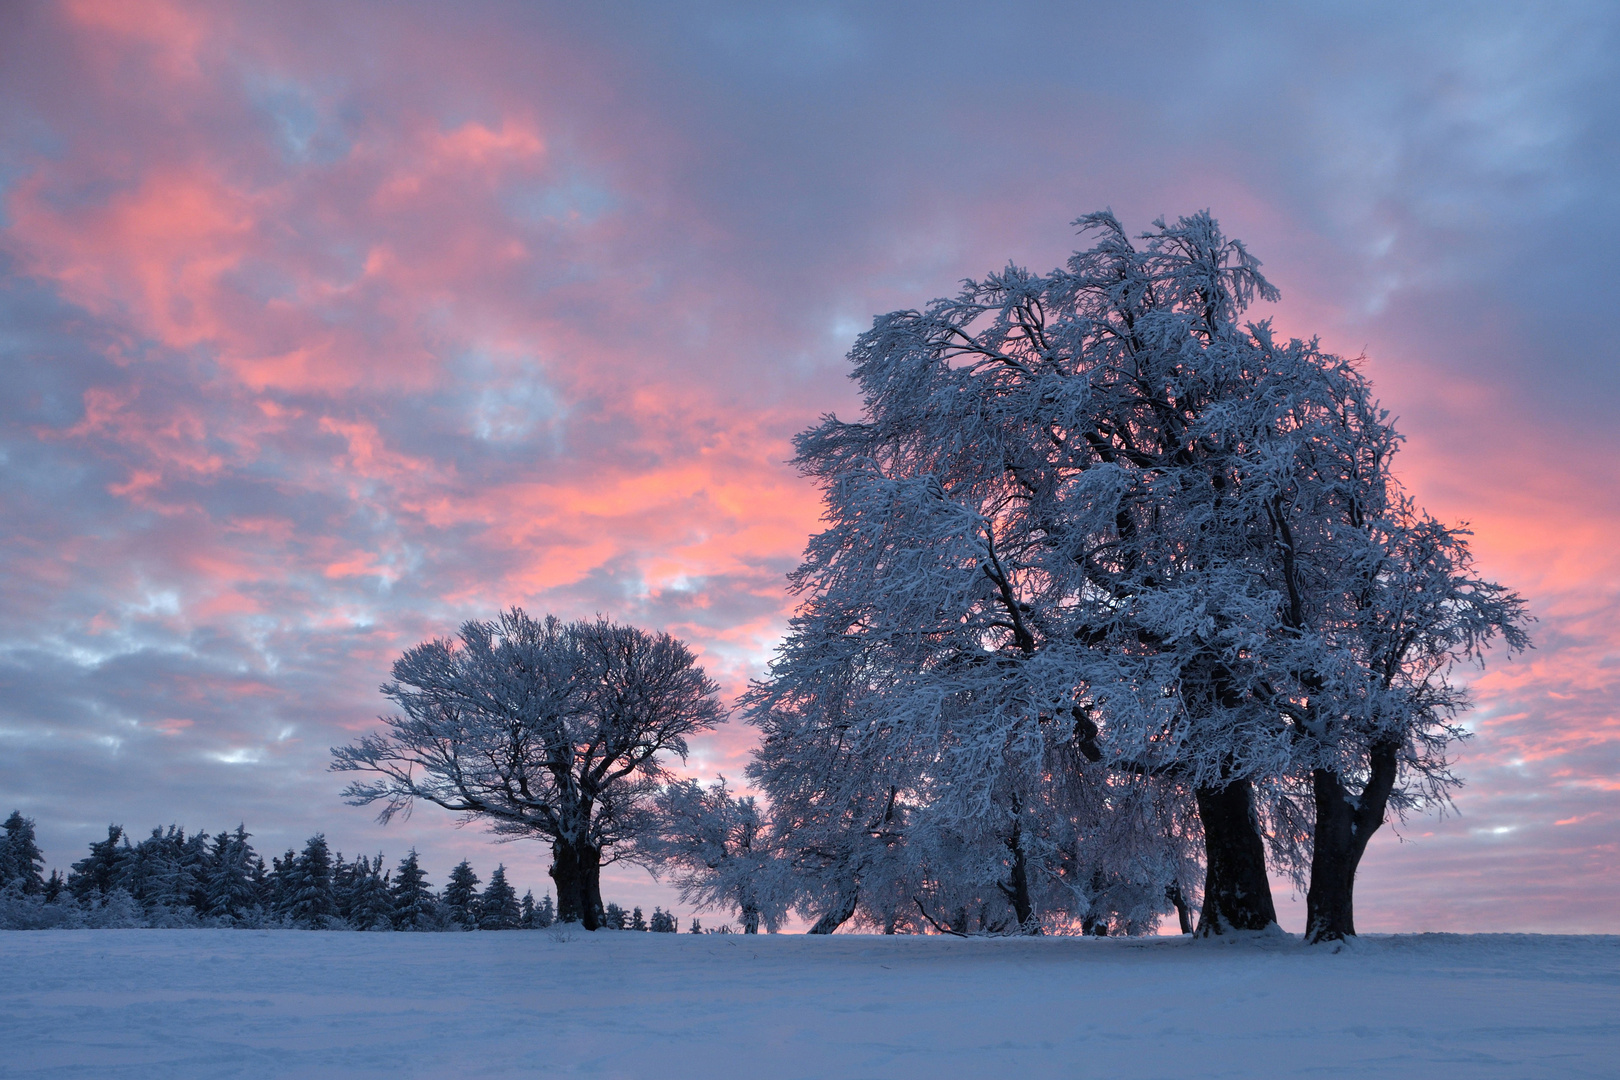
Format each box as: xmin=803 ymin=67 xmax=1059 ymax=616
xmin=67 ymin=825 xmax=125 ymax=900
xmin=1298 ymin=505 xmax=1528 ymax=942
xmin=479 ymin=864 xmax=521 ymax=930
xmin=390 ymin=849 xmax=437 ymax=930
xmin=534 ymin=892 xmax=556 ymax=928
xmin=748 ymin=213 xmax=1306 ymax=933
xmin=0 ymin=811 xmax=46 ymax=895
xmin=443 ymin=860 xmax=481 ymax=929
xmin=649 ymin=906 xmax=676 ymax=932
xmin=205 ymin=825 xmax=262 ymax=922
xmin=642 ymin=777 xmax=786 ymax=934
xmin=749 ymin=210 xmax=1526 ymax=941
xmin=334 ymin=609 xmax=727 ymax=930
xmin=346 ymin=854 xmax=394 ymax=930
xmin=630 ymin=905 xmax=647 ymax=931
xmin=284 ymin=834 xmax=337 ymax=928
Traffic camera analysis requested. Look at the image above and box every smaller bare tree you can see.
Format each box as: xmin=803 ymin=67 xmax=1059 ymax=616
xmin=332 ymin=609 xmax=725 ymax=930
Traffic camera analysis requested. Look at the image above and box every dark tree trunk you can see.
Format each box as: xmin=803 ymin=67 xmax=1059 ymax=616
xmin=1081 ymin=869 xmax=1109 ymax=936
xmin=1195 ymin=779 xmax=1277 ymax=935
xmin=807 ymin=881 xmax=858 ymax=934
xmin=1165 ymin=883 xmax=1194 ymax=935
xmin=550 ymin=840 xmax=604 ymax=931
xmin=741 ymin=905 xmax=760 ymax=934
xmin=1000 ymin=816 xmax=1037 ymax=931
xmin=1305 ymin=739 xmax=1398 ymax=944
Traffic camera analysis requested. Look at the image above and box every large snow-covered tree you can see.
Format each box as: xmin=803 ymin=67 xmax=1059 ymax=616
xmin=333 ymin=609 xmax=726 ymax=930
xmin=748 ymin=211 xmax=1525 ymax=939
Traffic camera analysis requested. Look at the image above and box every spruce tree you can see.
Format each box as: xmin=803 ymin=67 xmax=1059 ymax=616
xmin=205 ymin=825 xmax=261 ymax=922
xmin=535 ymin=892 xmax=555 ymax=928
xmin=520 ymin=890 xmax=536 ymax=928
xmin=603 ymin=902 xmax=628 ymax=930
xmin=443 ymin=860 xmax=481 ymax=929
xmin=68 ymin=825 xmax=126 ymax=900
xmin=348 ymin=854 xmax=394 ymax=930
xmin=390 ymin=849 xmax=436 ymax=930
xmin=650 ymin=906 xmax=676 ymax=932
xmin=285 ymin=834 xmax=337 ymax=927
xmin=0 ymin=810 xmax=46 ymax=895
xmin=630 ymin=906 xmax=647 ymax=931
xmin=479 ymin=864 xmax=521 ymax=930
xmin=331 ymin=850 xmax=357 ymax=922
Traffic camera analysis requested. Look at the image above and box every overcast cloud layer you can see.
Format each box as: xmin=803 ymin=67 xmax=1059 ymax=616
xmin=1 ymin=0 xmax=1615 ymax=930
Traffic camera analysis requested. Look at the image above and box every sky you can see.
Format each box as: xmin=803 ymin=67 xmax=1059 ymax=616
xmin=1 ymin=0 xmax=1615 ymax=932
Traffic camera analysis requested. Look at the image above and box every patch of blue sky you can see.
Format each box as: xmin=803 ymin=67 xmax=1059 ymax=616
xmin=458 ymin=346 xmax=566 ymax=447
xmin=243 ymin=72 xmax=352 ymax=167
xmin=505 ymin=172 xmax=617 ymax=227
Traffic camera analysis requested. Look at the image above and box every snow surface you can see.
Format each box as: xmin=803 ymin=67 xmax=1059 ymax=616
xmin=3 ymin=930 xmax=1616 ymax=1079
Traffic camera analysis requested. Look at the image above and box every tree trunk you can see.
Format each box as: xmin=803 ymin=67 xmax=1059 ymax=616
xmin=1165 ymin=882 xmax=1194 ymax=935
xmin=741 ymin=905 xmax=760 ymax=934
xmin=1305 ymin=740 xmax=1398 ymax=944
xmin=1001 ymin=816 xmax=1037 ymax=932
xmin=807 ymin=881 xmax=858 ymax=934
xmin=550 ymin=840 xmax=605 ymax=931
xmin=1195 ymin=780 xmax=1277 ymax=934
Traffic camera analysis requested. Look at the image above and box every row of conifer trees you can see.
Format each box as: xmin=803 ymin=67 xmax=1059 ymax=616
xmin=0 ymin=810 xmax=685 ymax=932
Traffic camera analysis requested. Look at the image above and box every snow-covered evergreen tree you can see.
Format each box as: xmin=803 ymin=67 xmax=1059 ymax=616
xmin=0 ymin=810 xmax=46 ymax=895
xmin=205 ymin=825 xmax=262 ymax=923
xmin=534 ymin=892 xmax=555 ymax=928
xmin=520 ymin=889 xmax=537 ymax=928
xmin=603 ymin=902 xmax=628 ymax=930
xmin=346 ymin=854 xmax=394 ymax=930
xmin=649 ymin=906 xmax=676 ymax=932
xmin=443 ymin=860 xmax=481 ymax=929
xmin=67 ymin=825 xmax=127 ymax=901
xmin=630 ymin=906 xmax=647 ymax=931
xmin=284 ymin=834 xmax=337 ymax=928
xmin=390 ymin=849 xmax=437 ymax=931
xmin=479 ymin=864 xmax=521 ymax=930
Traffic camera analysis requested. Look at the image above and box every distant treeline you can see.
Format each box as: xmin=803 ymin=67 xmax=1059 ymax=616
xmin=0 ymin=810 xmax=686 ymax=932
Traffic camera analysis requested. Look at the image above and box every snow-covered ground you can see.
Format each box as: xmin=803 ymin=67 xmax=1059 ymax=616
xmin=3 ymin=930 xmax=1615 ymax=1079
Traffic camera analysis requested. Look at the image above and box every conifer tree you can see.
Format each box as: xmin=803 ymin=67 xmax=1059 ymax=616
xmin=205 ymin=825 xmax=262 ymax=922
xmin=0 ymin=810 xmax=46 ymax=895
xmin=630 ymin=906 xmax=647 ymax=931
xmin=443 ymin=860 xmax=481 ymax=929
xmin=650 ymin=906 xmax=676 ymax=932
xmin=479 ymin=864 xmax=521 ymax=930
xmin=520 ymin=890 xmax=536 ymax=928
xmin=390 ymin=849 xmax=436 ymax=930
xmin=267 ymin=848 xmax=299 ymax=916
xmin=348 ymin=854 xmax=394 ymax=930
xmin=285 ymin=834 xmax=337 ymax=928
xmin=535 ymin=892 xmax=556 ymax=928
xmin=68 ymin=825 xmax=126 ymax=899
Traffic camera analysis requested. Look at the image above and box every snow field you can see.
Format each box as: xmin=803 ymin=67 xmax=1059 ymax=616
xmin=2 ymin=930 xmax=1616 ymax=1079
